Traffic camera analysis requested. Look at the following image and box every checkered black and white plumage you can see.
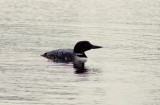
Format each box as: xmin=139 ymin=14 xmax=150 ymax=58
xmin=42 ymin=49 xmax=74 ymax=60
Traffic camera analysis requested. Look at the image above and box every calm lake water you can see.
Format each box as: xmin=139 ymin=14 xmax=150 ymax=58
xmin=0 ymin=0 xmax=160 ymax=105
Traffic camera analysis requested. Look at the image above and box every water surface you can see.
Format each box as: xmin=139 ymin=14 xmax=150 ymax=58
xmin=0 ymin=0 xmax=160 ymax=105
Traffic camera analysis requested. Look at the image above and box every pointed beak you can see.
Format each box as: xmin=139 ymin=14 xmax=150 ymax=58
xmin=91 ymin=45 xmax=102 ymax=49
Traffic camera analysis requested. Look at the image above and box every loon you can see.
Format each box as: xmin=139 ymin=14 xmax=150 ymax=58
xmin=41 ymin=41 xmax=102 ymax=62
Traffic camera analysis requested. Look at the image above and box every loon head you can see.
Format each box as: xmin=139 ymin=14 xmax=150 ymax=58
xmin=74 ymin=41 xmax=102 ymax=53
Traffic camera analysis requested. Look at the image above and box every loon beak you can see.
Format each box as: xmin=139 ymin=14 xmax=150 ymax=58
xmin=91 ymin=45 xmax=102 ymax=49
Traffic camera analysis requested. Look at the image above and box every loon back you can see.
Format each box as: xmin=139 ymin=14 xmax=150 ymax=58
xmin=42 ymin=49 xmax=74 ymax=61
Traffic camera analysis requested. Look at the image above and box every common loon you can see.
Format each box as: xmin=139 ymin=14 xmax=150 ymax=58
xmin=41 ymin=41 xmax=102 ymax=62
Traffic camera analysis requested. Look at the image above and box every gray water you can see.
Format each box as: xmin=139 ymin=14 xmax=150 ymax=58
xmin=0 ymin=0 xmax=160 ymax=105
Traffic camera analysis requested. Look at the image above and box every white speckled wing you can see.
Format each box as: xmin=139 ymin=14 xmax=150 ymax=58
xmin=44 ymin=49 xmax=74 ymax=60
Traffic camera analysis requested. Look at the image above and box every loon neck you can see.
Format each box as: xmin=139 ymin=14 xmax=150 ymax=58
xmin=75 ymin=53 xmax=87 ymax=58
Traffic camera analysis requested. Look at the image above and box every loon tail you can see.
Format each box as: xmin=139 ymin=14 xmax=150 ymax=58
xmin=41 ymin=53 xmax=47 ymax=57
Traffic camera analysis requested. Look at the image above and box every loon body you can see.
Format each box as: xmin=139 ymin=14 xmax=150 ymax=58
xmin=42 ymin=41 xmax=102 ymax=62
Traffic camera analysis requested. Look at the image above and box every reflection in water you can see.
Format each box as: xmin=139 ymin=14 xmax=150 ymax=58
xmin=74 ymin=67 xmax=87 ymax=74
xmin=44 ymin=55 xmax=88 ymax=73
xmin=73 ymin=58 xmax=87 ymax=74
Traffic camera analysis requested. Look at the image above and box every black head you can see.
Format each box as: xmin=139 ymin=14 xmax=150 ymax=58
xmin=74 ymin=41 xmax=102 ymax=53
